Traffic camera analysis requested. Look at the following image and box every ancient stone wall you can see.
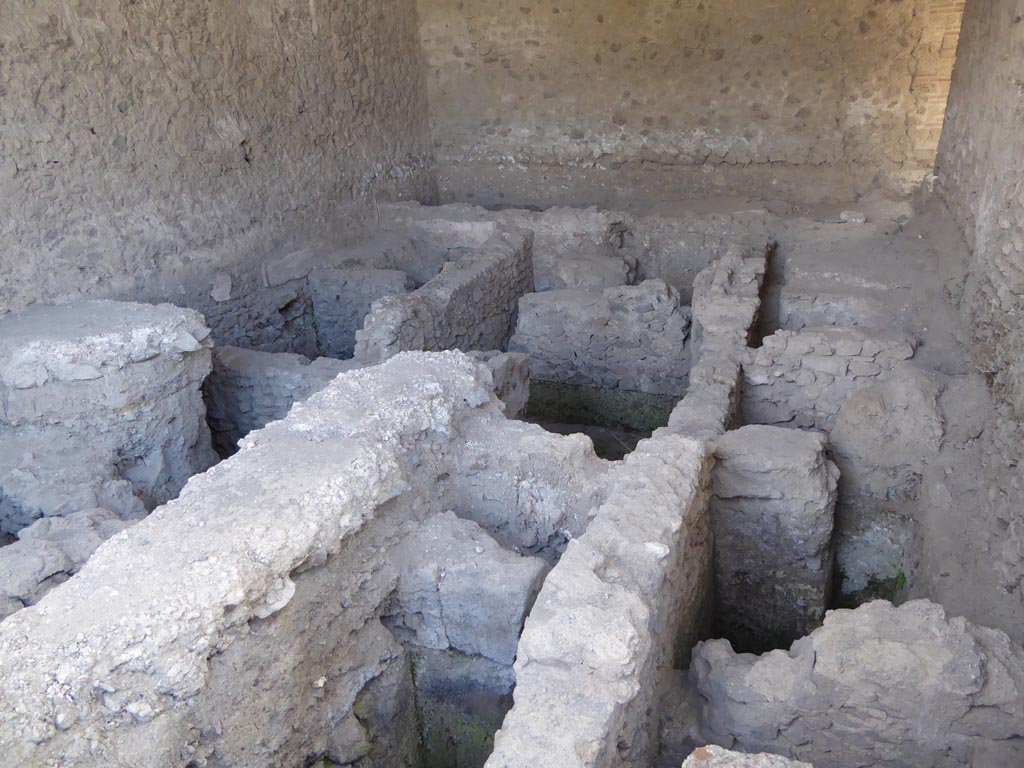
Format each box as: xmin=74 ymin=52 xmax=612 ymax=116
xmin=741 ymin=328 xmax=917 ymax=432
xmin=0 ymin=353 xmax=541 ymax=765
xmin=711 ymin=427 xmax=838 ymax=653
xmin=0 ymin=0 xmax=435 ymax=318
xmin=0 ymin=301 xmax=216 ymax=619
xmin=656 ymin=244 xmax=767 ymax=440
xmin=510 ymin=280 xmax=692 ymax=396
xmin=204 ymin=346 xmax=361 ymax=456
xmin=691 ymin=600 xmax=1024 ymax=768
xmin=355 ymin=225 xmax=535 ymax=363
xmin=417 ymin=0 xmax=964 ymax=197
xmin=488 ymin=435 xmax=713 ymax=768
xmin=935 ymin=0 xmax=1024 ymax=417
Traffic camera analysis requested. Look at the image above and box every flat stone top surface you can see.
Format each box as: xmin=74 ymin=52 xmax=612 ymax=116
xmin=684 ymin=746 xmax=813 ymax=768
xmin=714 ymin=425 xmax=828 ymax=469
xmin=0 ymin=300 xmax=210 ymax=388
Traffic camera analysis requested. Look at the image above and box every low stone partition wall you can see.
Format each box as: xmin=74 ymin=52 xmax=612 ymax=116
xmin=740 ymin=327 xmax=917 ymax=432
xmin=0 ymin=301 xmax=217 ymax=620
xmin=656 ymin=244 xmax=768 ymax=441
xmin=690 ymin=600 xmax=1024 ymax=768
xmin=206 ymin=346 xmax=532 ymax=457
xmin=0 ymin=352 xmax=616 ymax=767
xmin=510 ymin=280 xmax=692 ymax=397
xmin=204 ymin=346 xmax=360 ymax=456
xmin=355 ymin=224 xmax=534 ymax=364
xmin=487 ymin=434 xmax=714 ymax=768
xmin=380 ymin=202 xmax=638 ymax=292
xmin=379 ymin=203 xmax=774 ymax=299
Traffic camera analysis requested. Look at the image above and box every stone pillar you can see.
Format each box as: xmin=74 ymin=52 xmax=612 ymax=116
xmin=711 ymin=425 xmax=838 ymax=651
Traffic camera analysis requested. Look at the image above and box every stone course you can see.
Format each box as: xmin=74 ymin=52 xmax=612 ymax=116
xmin=0 ymin=301 xmax=216 ymax=619
xmin=691 ymin=600 xmax=1024 ymax=768
xmin=511 ymin=280 xmax=693 ymax=396
xmin=656 ymin=244 xmax=768 ymax=440
xmin=355 ymin=225 xmax=534 ymax=364
xmin=741 ymin=327 xmax=917 ymax=431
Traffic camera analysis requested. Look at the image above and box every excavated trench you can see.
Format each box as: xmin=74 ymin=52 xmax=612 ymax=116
xmin=1 ymin=202 xmax=1021 ymax=768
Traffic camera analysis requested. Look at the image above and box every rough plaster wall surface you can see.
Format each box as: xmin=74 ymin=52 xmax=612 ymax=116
xmin=935 ymin=0 xmax=1024 ymax=417
xmin=417 ymin=0 xmax=963 ymax=194
xmin=0 ymin=0 xmax=435 ymax=317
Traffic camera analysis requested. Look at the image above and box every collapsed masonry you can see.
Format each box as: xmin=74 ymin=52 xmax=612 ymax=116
xmin=0 ymin=203 xmax=1021 ymax=768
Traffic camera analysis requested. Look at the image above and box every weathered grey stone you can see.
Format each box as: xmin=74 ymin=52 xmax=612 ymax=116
xmin=691 ymin=600 xmax=1024 ymax=768
xmin=388 ymin=511 xmax=547 ymax=665
xmin=309 ymin=266 xmax=414 ymax=358
xmin=444 ymin=417 xmax=611 ymax=560
xmin=468 ymin=351 xmax=531 ymax=419
xmin=0 ymin=301 xmax=216 ymax=588
xmin=204 ymin=345 xmax=361 ymax=456
xmin=511 ymin=279 xmax=692 ymax=396
xmin=487 ymin=435 xmax=713 ymax=768
xmin=0 ymin=352 xmax=502 ymax=766
xmin=0 ymin=510 xmax=134 ymax=620
xmin=356 ymin=224 xmax=534 ymax=364
xmin=711 ymin=426 xmax=839 ymax=651
xmin=656 ymin=243 xmax=767 ymax=441
xmin=683 ymin=746 xmax=813 ymax=768
xmin=741 ymin=327 xmax=917 ymax=431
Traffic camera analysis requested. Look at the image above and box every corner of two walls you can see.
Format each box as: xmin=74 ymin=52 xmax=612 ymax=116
xmin=0 ymin=0 xmax=439 ymax=323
